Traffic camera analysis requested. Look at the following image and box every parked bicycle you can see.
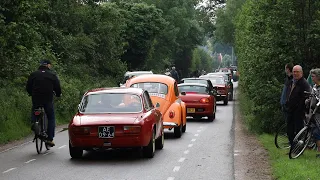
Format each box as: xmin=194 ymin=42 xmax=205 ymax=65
xmin=275 ymin=121 xmax=316 ymax=150
xmin=289 ymin=90 xmax=320 ymax=159
xmin=32 ymin=107 xmax=51 ymax=154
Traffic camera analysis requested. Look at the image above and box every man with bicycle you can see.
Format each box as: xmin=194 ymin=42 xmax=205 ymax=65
xmin=26 ymin=60 xmax=61 ymax=147
xmin=285 ymin=65 xmax=310 ymax=147
xmin=305 ymin=68 xmax=320 ymax=158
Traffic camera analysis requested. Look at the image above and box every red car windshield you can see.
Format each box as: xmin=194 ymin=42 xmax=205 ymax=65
xmin=178 ymin=85 xmax=208 ymax=94
xmin=79 ymin=93 xmax=142 ymax=113
xmin=208 ymin=77 xmax=225 ymax=85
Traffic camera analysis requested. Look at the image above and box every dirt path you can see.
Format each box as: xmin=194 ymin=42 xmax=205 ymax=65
xmin=234 ymin=99 xmax=273 ymax=180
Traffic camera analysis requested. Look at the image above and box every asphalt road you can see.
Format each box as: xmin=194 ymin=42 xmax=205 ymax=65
xmin=0 ymin=83 xmax=237 ymax=180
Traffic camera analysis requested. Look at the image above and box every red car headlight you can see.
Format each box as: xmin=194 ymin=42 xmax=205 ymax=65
xmin=200 ymin=98 xmax=210 ymax=103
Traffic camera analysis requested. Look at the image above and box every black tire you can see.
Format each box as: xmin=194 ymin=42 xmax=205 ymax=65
xmin=143 ymin=130 xmax=155 ymax=158
xmin=155 ymin=129 xmax=164 ymax=150
xmin=69 ymin=141 xmax=83 ymax=159
xmin=35 ymin=136 xmax=43 ymax=154
xmin=43 ymin=113 xmax=50 ymax=151
xmin=174 ymin=122 xmax=183 ymax=138
xmin=289 ymin=127 xmax=311 ymax=159
xmin=182 ymin=124 xmax=186 ymax=133
xmin=229 ymin=92 xmax=233 ymax=101
xmin=208 ymin=113 xmax=215 ymax=122
xmin=274 ymin=123 xmax=290 ymax=149
xmin=223 ymin=97 xmax=228 ymax=105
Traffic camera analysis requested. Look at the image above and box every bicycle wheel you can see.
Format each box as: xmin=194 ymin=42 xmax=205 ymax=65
xmin=289 ymin=126 xmax=312 ymax=159
xmin=275 ymin=123 xmax=290 ymax=149
xmin=35 ymin=135 xmax=43 ymax=154
xmin=43 ymin=113 xmax=50 ymax=150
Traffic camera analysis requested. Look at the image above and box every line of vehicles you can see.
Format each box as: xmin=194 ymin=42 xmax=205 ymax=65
xmin=68 ymin=68 xmax=237 ymax=159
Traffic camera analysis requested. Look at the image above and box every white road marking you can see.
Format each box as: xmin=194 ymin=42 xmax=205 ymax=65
xmin=178 ymin=157 xmax=186 ymax=162
xmin=188 ymin=144 xmax=193 ymax=148
xmin=194 ymin=134 xmax=199 ymax=137
xmin=24 ymin=159 xmax=36 ymax=164
xmin=191 ymin=139 xmax=196 ymax=142
xmin=167 ymin=177 xmax=175 ymax=180
xmin=199 ymin=126 xmax=203 ymax=128
xmin=234 ymin=153 xmax=239 ymax=156
xmin=2 ymin=168 xmax=16 ymax=174
xmin=43 ymin=151 xmax=53 ymax=156
xmin=184 ymin=150 xmax=190 ymax=154
xmin=234 ymin=150 xmax=241 ymax=153
xmin=197 ymin=130 xmax=202 ymax=132
xmin=58 ymin=145 xmax=66 ymax=149
xmin=173 ymin=166 xmax=180 ymax=172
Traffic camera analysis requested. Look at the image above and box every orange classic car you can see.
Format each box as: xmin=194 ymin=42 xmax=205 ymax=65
xmin=127 ymin=74 xmax=187 ymax=138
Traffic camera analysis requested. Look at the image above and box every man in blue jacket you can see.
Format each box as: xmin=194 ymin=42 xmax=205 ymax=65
xmin=280 ymin=63 xmax=293 ymax=120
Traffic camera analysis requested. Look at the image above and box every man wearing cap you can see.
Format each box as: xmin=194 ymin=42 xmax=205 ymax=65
xmin=26 ymin=60 xmax=62 ymax=147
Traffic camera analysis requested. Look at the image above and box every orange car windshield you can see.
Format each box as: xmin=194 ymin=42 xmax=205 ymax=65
xmin=131 ymin=82 xmax=168 ymax=95
xmin=79 ymin=93 xmax=142 ymax=113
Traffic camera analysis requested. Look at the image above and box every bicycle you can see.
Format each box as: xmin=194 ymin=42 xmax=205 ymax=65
xmin=275 ymin=119 xmax=316 ymax=150
xmin=32 ymin=107 xmax=51 ymax=154
xmin=289 ymin=90 xmax=320 ymax=159
xmin=275 ymin=123 xmax=290 ymax=149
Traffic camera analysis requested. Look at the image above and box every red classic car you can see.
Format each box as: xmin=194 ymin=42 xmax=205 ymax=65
xmin=68 ymin=87 xmax=164 ymax=159
xmin=200 ymin=75 xmax=229 ymax=105
xmin=177 ymin=83 xmax=216 ymax=121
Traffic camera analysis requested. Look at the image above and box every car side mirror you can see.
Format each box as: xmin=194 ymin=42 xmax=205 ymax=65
xmin=78 ymin=104 xmax=81 ymax=112
xmin=155 ymin=102 xmax=160 ymax=108
xmin=180 ymin=92 xmax=186 ymax=96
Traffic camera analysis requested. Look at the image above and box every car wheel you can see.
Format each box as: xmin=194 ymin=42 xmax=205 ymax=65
xmin=69 ymin=141 xmax=83 ymax=159
xmin=223 ymin=97 xmax=228 ymax=105
xmin=174 ymin=122 xmax=183 ymax=138
xmin=182 ymin=123 xmax=186 ymax=133
xmin=229 ymin=92 xmax=233 ymax=101
xmin=156 ymin=129 xmax=164 ymax=150
xmin=143 ymin=129 xmax=155 ymax=158
xmin=208 ymin=112 xmax=215 ymax=122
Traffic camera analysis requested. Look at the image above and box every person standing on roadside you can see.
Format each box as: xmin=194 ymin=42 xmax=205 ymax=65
xmin=170 ymin=66 xmax=179 ymax=82
xmin=305 ymin=68 xmax=320 ymax=158
xmin=165 ymin=68 xmax=171 ymax=76
xmin=280 ymin=63 xmax=293 ymax=120
xmin=285 ymin=65 xmax=311 ymax=146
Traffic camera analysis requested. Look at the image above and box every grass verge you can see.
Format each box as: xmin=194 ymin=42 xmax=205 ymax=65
xmin=259 ymin=133 xmax=320 ymax=180
xmin=0 ymin=76 xmax=116 ymax=145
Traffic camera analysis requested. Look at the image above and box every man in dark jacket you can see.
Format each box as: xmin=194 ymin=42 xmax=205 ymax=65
xmin=26 ymin=60 xmax=61 ymax=147
xmin=285 ymin=65 xmax=310 ymax=146
xmin=170 ymin=66 xmax=179 ymax=82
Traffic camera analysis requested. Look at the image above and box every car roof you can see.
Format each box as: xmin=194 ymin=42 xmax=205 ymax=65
xmin=128 ymin=74 xmax=176 ymax=84
xmin=207 ymin=72 xmax=229 ymax=75
xmin=125 ymin=71 xmax=153 ymax=76
xmin=85 ymin=87 xmax=144 ymax=96
xmin=181 ymin=78 xmax=209 ymax=81
xmin=200 ymin=75 xmax=225 ymax=79
xmin=178 ymin=83 xmax=207 ymax=87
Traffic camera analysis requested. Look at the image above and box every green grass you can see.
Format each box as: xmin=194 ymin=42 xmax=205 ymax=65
xmin=259 ymin=134 xmax=320 ymax=180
